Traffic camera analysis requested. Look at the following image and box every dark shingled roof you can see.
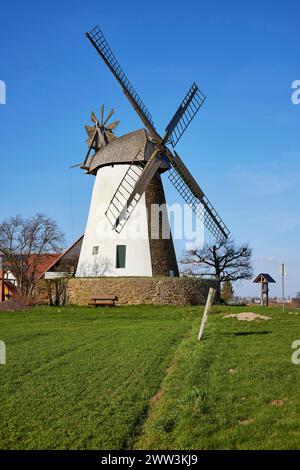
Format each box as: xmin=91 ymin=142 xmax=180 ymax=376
xmin=43 ymin=235 xmax=83 ymax=275
xmin=253 ymin=273 xmax=276 ymax=283
xmin=88 ymin=128 xmax=170 ymax=174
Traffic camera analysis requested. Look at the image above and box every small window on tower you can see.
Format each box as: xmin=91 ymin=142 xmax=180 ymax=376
xmin=92 ymin=246 xmax=99 ymax=255
xmin=116 ymin=245 xmax=126 ymax=268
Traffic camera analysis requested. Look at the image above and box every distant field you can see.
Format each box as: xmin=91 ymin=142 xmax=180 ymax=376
xmin=0 ymin=304 xmax=299 ymax=449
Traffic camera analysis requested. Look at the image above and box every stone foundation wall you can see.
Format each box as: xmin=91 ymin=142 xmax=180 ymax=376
xmin=38 ymin=277 xmax=218 ymax=306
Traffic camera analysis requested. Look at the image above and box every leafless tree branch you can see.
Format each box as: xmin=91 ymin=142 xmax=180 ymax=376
xmin=180 ymin=239 xmax=253 ymax=302
xmin=0 ymin=214 xmax=65 ymax=299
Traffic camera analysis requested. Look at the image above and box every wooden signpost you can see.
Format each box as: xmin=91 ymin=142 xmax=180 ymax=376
xmin=253 ymin=273 xmax=276 ymax=307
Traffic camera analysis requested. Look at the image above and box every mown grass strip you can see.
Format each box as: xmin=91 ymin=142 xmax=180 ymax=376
xmin=135 ymin=306 xmax=300 ymax=450
xmin=0 ymin=305 xmax=196 ymax=449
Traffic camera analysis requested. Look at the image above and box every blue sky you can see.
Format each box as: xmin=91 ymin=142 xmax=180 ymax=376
xmin=0 ymin=0 xmax=299 ymax=297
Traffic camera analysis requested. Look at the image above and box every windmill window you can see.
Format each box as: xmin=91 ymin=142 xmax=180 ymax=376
xmin=116 ymin=245 xmax=126 ymax=268
xmin=92 ymin=246 xmax=99 ymax=255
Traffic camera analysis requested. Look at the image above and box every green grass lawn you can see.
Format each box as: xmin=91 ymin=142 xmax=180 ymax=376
xmin=0 ymin=304 xmax=299 ymax=449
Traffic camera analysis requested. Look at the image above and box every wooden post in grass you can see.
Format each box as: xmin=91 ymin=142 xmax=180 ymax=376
xmin=197 ymin=287 xmax=216 ymax=341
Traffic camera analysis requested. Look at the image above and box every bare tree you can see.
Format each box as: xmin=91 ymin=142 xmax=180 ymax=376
xmin=181 ymin=239 xmax=253 ymax=302
xmin=45 ymin=276 xmax=72 ymax=306
xmin=0 ymin=214 xmax=65 ymax=299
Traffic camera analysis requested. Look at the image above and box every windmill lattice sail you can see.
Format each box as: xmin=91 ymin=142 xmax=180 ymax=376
xmin=168 ymin=152 xmax=230 ymax=241
xmin=105 ymin=150 xmax=165 ymax=232
xmin=86 ymin=26 xmax=158 ymax=138
xmin=85 ymin=25 xmax=230 ymax=241
xmin=164 ymin=83 xmax=206 ymax=147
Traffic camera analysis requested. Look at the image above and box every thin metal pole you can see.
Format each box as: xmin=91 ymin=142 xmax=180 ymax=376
xmin=282 ymin=263 xmax=285 ymax=313
xmin=69 ymin=168 xmax=75 ymax=244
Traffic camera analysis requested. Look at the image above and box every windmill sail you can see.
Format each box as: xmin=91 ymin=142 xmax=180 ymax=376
xmin=85 ymin=25 xmax=230 ymax=241
xmin=105 ymin=149 xmax=166 ymax=232
xmin=86 ymin=26 xmax=160 ymax=141
xmin=167 ymin=151 xmax=230 ymax=241
xmin=164 ymin=83 xmax=206 ymax=147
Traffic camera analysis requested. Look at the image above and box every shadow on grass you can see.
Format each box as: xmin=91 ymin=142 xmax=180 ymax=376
xmin=223 ymin=331 xmax=272 ymax=337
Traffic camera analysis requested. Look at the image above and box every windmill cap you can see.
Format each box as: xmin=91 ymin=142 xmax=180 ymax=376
xmin=87 ymin=128 xmax=170 ymax=174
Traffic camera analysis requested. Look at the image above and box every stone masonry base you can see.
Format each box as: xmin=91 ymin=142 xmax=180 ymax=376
xmin=37 ymin=277 xmax=217 ymax=306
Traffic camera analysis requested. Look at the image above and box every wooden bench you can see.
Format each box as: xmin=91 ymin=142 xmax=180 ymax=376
xmin=88 ymin=295 xmax=118 ymax=307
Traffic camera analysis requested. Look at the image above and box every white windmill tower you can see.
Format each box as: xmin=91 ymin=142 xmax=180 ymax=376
xmin=76 ymin=26 xmax=229 ymax=278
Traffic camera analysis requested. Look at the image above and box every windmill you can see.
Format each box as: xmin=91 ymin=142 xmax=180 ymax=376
xmin=76 ymin=25 xmax=229 ymax=278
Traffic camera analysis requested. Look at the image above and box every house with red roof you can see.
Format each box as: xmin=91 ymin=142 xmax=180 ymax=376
xmin=0 ymin=236 xmax=83 ymax=301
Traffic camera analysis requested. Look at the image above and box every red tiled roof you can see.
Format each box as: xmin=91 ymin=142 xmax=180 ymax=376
xmin=28 ymin=254 xmax=62 ymax=279
xmin=4 ymin=254 xmax=62 ymax=280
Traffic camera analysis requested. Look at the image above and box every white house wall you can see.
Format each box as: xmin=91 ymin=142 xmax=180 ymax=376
xmin=76 ymin=164 xmax=153 ymax=277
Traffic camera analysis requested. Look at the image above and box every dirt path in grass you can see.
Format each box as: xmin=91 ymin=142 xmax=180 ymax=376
xmin=127 ymin=327 xmax=191 ymax=449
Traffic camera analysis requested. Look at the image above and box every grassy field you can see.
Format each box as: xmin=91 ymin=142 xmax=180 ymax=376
xmin=0 ymin=304 xmax=299 ymax=449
